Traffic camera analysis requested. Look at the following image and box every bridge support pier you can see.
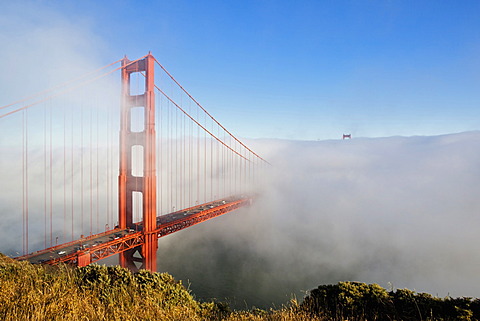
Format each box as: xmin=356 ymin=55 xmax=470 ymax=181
xmin=120 ymin=246 xmax=143 ymax=272
xmin=119 ymin=53 xmax=157 ymax=272
xmin=143 ymin=233 xmax=157 ymax=271
xmin=77 ymin=252 xmax=91 ymax=267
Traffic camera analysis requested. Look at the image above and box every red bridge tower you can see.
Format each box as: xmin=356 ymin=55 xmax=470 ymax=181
xmin=118 ymin=53 xmax=157 ymax=271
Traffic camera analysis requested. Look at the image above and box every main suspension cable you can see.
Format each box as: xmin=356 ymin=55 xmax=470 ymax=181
xmin=153 ymin=57 xmax=269 ymax=165
xmin=0 ymin=59 xmax=122 ymax=111
xmin=0 ymin=56 xmax=147 ymax=119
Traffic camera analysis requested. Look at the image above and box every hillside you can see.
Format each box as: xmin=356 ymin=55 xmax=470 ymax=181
xmin=0 ymin=254 xmax=316 ymax=320
xmin=2 ymin=254 xmax=480 ymax=320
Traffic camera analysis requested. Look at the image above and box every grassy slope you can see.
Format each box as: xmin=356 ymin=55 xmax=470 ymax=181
xmin=0 ymin=254 xmax=319 ymax=321
xmin=3 ymin=254 xmax=479 ymax=320
xmin=0 ymin=253 xmax=215 ymax=320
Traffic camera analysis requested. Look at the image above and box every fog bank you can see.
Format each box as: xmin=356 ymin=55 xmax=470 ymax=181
xmin=157 ymin=131 xmax=480 ymax=308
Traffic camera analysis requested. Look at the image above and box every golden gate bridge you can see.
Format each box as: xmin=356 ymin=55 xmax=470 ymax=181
xmin=0 ymin=53 xmax=268 ymax=272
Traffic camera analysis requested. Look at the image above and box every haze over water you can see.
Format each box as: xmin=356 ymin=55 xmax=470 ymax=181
xmin=157 ymin=132 xmax=480 ymax=308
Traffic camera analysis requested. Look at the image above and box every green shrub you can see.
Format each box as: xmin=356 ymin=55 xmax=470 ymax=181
xmin=302 ymin=281 xmax=479 ymax=321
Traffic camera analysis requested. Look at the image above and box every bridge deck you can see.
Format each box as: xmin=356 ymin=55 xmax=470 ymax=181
xmin=16 ymin=196 xmax=251 ymax=266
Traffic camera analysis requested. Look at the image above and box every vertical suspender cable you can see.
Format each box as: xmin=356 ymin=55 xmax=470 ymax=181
xmin=96 ymin=105 xmax=99 ymax=233
xmin=229 ymin=135 xmax=232 ymax=196
xmin=189 ymin=100 xmax=192 ymax=207
xmin=160 ymin=92 xmax=163 ymax=214
xmin=81 ymin=104 xmax=84 ymax=236
xmin=183 ymin=101 xmax=186 ymax=209
xmin=204 ymin=112 xmax=207 ymax=203
xmin=175 ymin=103 xmax=178 ymax=209
xmin=236 ymin=143 xmax=239 ymax=194
xmin=210 ymin=119 xmax=213 ymax=200
xmin=89 ymin=107 xmax=93 ymax=235
xmin=63 ymin=106 xmax=67 ymax=243
xmin=180 ymin=100 xmax=183 ymax=209
xmin=244 ymin=150 xmax=247 ymax=194
xmin=177 ymin=105 xmax=180 ymax=209
xmin=249 ymin=154 xmax=252 ymax=192
xmin=243 ymin=149 xmax=246 ymax=194
xmin=107 ymin=93 xmax=112 ymax=230
xmin=171 ymin=87 xmax=174 ymax=211
xmin=49 ymin=103 xmax=53 ymax=246
xmin=197 ymin=106 xmax=200 ymax=204
xmin=44 ymin=104 xmax=47 ymax=248
xmin=106 ymin=98 xmax=110 ymax=229
xmin=224 ymin=132 xmax=227 ymax=196
xmin=167 ymin=99 xmax=170 ymax=211
xmin=26 ymin=109 xmax=29 ymax=254
xmin=71 ymin=109 xmax=74 ymax=240
xmin=240 ymin=149 xmax=243 ymax=194
xmin=22 ymin=111 xmax=25 ymax=254
xmin=22 ymin=110 xmax=27 ymax=254
xmin=235 ymin=140 xmax=238 ymax=195
xmin=217 ymin=126 xmax=220 ymax=199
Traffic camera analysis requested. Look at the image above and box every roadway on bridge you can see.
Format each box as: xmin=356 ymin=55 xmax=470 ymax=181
xmin=19 ymin=196 xmax=247 ymax=265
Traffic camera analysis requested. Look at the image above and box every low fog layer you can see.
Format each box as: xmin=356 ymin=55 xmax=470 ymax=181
xmin=157 ymin=131 xmax=480 ymax=308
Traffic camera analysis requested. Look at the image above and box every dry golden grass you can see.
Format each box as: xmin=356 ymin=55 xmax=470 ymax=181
xmin=0 ymin=254 xmax=209 ymax=320
xmin=223 ymin=301 xmax=324 ymax=321
xmin=7 ymin=253 xmax=476 ymax=321
xmin=0 ymin=254 xmax=324 ymax=321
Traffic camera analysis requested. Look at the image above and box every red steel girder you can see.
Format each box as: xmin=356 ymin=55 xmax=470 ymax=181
xmin=155 ymin=198 xmax=250 ymax=237
xmin=15 ymin=228 xmax=127 ymax=262
xmin=18 ymin=196 xmax=252 ymax=268
xmin=43 ymin=232 xmax=144 ymax=266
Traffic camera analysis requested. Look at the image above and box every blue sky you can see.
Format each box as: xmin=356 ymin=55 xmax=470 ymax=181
xmin=3 ymin=0 xmax=480 ymax=140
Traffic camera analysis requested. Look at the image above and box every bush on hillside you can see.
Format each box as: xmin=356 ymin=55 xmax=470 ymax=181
xmin=302 ymin=281 xmax=480 ymax=321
